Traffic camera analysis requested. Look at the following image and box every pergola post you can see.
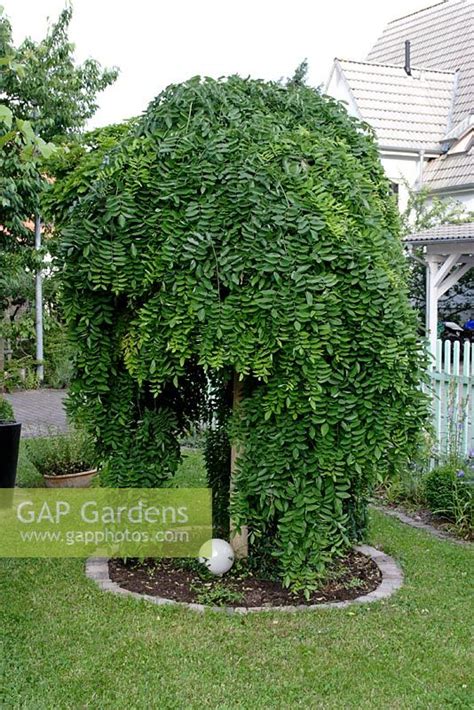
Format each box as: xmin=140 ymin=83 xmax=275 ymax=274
xmin=404 ymin=223 xmax=474 ymax=367
xmin=425 ymin=255 xmax=440 ymax=361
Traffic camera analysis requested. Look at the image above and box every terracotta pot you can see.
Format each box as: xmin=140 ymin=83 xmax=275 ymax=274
xmin=43 ymin=469 xmax=97 ymax=489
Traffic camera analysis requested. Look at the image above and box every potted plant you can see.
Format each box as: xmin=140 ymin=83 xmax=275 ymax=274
xmin=26 ymin=429 xmax=97 ymax=488
xmin=0 ymin=395 xmax=21 ymax=488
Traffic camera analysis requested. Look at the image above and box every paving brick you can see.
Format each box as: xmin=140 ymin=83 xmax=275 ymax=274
xmin=4 ymin=389 xmax=68 ymax=438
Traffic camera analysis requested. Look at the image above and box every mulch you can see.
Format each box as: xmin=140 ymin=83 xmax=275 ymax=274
xmin=108 ymin=549 xmax=381 ymax=608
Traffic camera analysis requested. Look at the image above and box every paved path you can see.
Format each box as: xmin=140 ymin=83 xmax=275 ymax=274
xmin=4 ymin=389 xmax=68 ymax=438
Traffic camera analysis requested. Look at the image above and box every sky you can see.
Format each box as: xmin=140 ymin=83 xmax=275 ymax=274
xmin=5 ymin=0 xmax=434 ymax=128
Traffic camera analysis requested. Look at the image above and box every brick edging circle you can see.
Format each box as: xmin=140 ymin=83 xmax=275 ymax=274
xmin=85 ymin=544 xmax=403 ymax=614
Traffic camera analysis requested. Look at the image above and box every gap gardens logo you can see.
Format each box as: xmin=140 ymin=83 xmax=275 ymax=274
xmin=0 ymin=488 xmax=211 ymax=558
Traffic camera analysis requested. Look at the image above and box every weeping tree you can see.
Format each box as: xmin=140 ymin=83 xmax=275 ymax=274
xmin=57 ymin=76 xmax=429 ymax=592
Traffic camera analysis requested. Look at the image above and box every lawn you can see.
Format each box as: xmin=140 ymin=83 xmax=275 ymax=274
xmin=1 ymin=451 xmax=473 ymax=708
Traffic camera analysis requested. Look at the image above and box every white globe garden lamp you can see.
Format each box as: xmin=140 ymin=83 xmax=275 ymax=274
xmin=199 ymin=538 xmax=235 ymax=576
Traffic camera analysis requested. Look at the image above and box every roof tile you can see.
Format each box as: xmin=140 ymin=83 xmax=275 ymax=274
xmin=422 ymin=145 xmax=474 ymax=189
xmin=367 ymin=0 xmax=474 ymax=126
xmin=404 ymin=221 xmax=474 ymax=242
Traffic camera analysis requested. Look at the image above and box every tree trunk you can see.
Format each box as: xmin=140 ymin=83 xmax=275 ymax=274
xmin=230 ymin=372 xmax=248 ymax=558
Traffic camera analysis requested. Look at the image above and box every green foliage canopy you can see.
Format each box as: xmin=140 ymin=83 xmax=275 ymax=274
xmin=0 ymin=5 xmax=118 ymax=263
xmin=58 ymin=76 xmax=429 ymax=591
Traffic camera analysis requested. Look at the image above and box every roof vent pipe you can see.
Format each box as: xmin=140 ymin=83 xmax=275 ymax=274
xmin=404 ymin=40 xmax=412 ymax=76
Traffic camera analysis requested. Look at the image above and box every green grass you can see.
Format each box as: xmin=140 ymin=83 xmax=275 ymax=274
xmin=168 ymin=449 xmax=207 ymax=488
xmin=3 ymin=451 xmax=473 ymax=708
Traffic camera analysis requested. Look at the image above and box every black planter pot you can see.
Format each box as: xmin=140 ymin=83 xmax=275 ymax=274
xmin=0 ymin=421 xmax=22 ymax=488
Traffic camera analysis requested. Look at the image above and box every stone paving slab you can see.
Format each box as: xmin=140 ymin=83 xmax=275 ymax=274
xmin=4 ymin=389 xmax=68 ymax=438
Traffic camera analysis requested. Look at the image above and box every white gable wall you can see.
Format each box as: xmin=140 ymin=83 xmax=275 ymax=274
xmin=325 ymin=64 xmax=361 ymax=120
xmin=449 ymin=192 xmax=474 ymax=211
xmin=379 ymin=152 xmax=422 ymax=212
xmin=325 ymin=62 xmax=474 ymax=215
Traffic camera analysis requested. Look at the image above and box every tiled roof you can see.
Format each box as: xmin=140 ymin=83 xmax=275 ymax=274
xmin=423 ymin=143 xmax=474 ymax=190
xmin=367 ymin=0 xmax=474 ymax=127
xmin=333 ymin=59 xmax=456 ymax=151
xmin=443 ymin=112 xmax=474 ymax=141
xmin=404 ymin=221 xmax=474 ymax=243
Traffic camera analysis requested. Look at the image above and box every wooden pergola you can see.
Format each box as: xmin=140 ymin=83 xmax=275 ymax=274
xmin=404 ymin=223 xmax=474 ymax=358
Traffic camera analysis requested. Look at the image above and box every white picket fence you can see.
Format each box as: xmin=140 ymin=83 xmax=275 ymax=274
xmin=428 ymin=339 xmax=474 ymax=459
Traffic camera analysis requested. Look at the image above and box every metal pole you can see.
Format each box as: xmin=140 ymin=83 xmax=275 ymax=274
xmin=35 ymin=215 xmax=44 ymax=382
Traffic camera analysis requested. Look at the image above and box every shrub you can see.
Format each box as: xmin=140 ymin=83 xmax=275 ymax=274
xmin=0 ymin=356 xmax=39 ymax=392
xmin=0 ymin=395 xmax=14 ymax=421
xmin=26 ymin=429 xmax=95 ymax=476
xmin=424 ymin=462 xmax=473 ymax=534
xmin=380 ymin=429 xmax=435 ymax=507
xmin=44 ymin=320 xmax=73 ymax=389
xmin=54 ymin=76 xmax=429 ymax=591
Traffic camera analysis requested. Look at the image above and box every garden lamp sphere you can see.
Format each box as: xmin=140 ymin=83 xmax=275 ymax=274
xmin=199 ymin=538 xmax=235 ymax=576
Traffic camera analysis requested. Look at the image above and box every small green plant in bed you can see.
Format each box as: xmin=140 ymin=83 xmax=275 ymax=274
xmin=0 ymin=396 xmax=15 ymax=422
xmin=168 ymin=556 xmax=251 ymax=581
xmin=422 ymin=382 xmax=473 ymax=537
xmin=179 ymin=423 xmax=206 ymax=450
xmin=378 ymin=429 xmax=435 ymax=508
xmin=424 ymin=460 xmax=474 ymax=537
xmin=25 ymin=429 xmax=95 ymax=476
xmin=190 ymin=580 xmax=244 ymax=607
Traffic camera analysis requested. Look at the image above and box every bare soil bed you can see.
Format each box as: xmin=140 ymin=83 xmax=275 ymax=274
xmin=109 ymin=549 xmax=381 ymax=608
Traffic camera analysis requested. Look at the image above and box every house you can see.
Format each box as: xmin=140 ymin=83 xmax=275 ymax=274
xmin=325 ymin=1 xmax=474 ymax=457
xmin=325 ymin=0 xmax=474 ymax=212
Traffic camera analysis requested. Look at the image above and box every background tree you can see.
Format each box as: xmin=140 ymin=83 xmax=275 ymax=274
xmin=0 ymin=6 xmax=118 ymax=143
xmin=0 ymin=5 xmax=118 ymax=387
